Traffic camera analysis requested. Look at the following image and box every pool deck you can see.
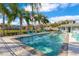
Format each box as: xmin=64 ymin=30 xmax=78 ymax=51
xmin=0 ymin=33 xmax=46 ymax=56
xmin=68 ymin=33 xmax=79 ymax=56
xmin=59 ymin=33 xmax=79 ymax=56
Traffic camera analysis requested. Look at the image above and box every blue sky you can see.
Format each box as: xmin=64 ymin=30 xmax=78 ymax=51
xmin=42 ymin=4 xmax=79 ymax=17
xmin=38 ymin=3 xmax=79 ymax=22
xmin=0 ymin=3 xmax=79 ymax=25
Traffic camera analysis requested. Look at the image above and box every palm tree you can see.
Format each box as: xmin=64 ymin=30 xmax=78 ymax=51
xmin=9 ymin=3 xmax=42 ymax=33
xmin=22 ymin=10 xmax=31 ymax=32
xmin=8 ymin=4 xmax=24 ymax=34
xmin=8 ymin=4 xmax=31 ymax=34
xmin=30 ymin=3 xmax=49 ymax=32
xmin=41 ymin=15 xmax=49 ymax=24
xmin=29 ymin=3 xmax=41 ymax=32
xmin=34 ymin=14 xmax=49 ymax=31
xmin=0 ymin=4 xmax=10 ymax=36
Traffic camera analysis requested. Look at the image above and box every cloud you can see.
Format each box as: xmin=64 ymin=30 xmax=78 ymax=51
xmin=0 ymin=14 xmax=2 ymax=23
xmin=69 ymin=3 xmax=79 ymax=7
xmin=49 ymin=15 xmax=79 ymax=23
xmin=24 ymin=3 xmax=79 ymax=12
xmin=59 ymin=3 xmax=69 ymax=8
xmin=24 ymin=3 xmax=60 ymax=12
xmin=0 ymin=18 xmax=2 ymax=24
xmin=24 ymin=5 xmax=32 ymax=11
xmin=39 ymin=4 xmax=59 ymax=12
xmin=57 ymin=3 xmax=78 ymax=9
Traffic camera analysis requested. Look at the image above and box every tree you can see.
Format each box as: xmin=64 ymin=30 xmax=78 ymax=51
xmin=8 ymin=4 xmax=25 ymax=34
xmin=29 ymin=3 xmax=41 ymax=32
xmin=0 ymin=3 xmax=10 ymax=36
xmin=8 ymin=4 xmax=31 ymax=34
xmin=33 ymin=14 xmax=49 ymax=32
xmin=23 ymin=10 xmax=31 ymax=32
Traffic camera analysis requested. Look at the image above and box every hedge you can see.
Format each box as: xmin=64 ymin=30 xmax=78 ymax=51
xmin=0 ymin=30 xmax=27 ymax=36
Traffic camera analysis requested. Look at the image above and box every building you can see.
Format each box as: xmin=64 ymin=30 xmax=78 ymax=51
xmin=58 ymin=20 xmax=79 ymax=32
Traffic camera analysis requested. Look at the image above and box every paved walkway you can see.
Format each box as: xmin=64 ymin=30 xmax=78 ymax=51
xmin=59 ymin=33 xmax=79 ymax=56
xmin=68 ymin=42 xmax=79 ymax=56
xmin=0 ymin=35 xmax=43 ymax=56
xmin=0 ymin=38 xmax=13 ymax=56
xmin=68 ymin=33 xmax=79 ymax=56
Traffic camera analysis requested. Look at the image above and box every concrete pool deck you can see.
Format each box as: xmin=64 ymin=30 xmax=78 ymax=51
xmin=59 ymin=33 xmax=79 ymax=56
xmin=68 ymin=33 xmax=79 ymax=56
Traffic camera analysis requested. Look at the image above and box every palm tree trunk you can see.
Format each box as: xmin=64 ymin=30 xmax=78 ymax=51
xmin=2 ymin=14 xmax=5 ymax=36
xmin=31 ymin=4 xmax=35 ymax=32
xmin=27 ymin=22 xmax=30 ymax=33
xmin=20 ymin=16 xmax=22 ymax=34
xmin=37 ymin=7 xmax=42 ymax=32
xmin=38 ymin=20 xmax=42 ymax=31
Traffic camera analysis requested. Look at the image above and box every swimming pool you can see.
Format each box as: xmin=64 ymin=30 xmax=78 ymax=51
xmin=17 ymin=32 xmax=64 ymax=56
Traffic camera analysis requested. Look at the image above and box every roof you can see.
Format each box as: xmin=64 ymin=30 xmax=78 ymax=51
xmin=58 ymin=23 xmax=79 ymax=27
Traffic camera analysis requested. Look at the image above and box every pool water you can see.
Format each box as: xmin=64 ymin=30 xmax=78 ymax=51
xmin=17 ymin=33 xmax=64 ymax=56
xmin=72 ymin=32 xmax=79 ymax=41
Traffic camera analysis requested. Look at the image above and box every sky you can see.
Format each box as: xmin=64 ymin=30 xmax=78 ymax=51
xmin=0 ymin=3 xmax=79 ymax=25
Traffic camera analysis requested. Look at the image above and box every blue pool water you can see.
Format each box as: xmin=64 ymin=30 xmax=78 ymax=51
xmin=72 ymin=32 xmax=79 ymax=41
xmin=17 ymin=33 xmax=64 ymax=56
